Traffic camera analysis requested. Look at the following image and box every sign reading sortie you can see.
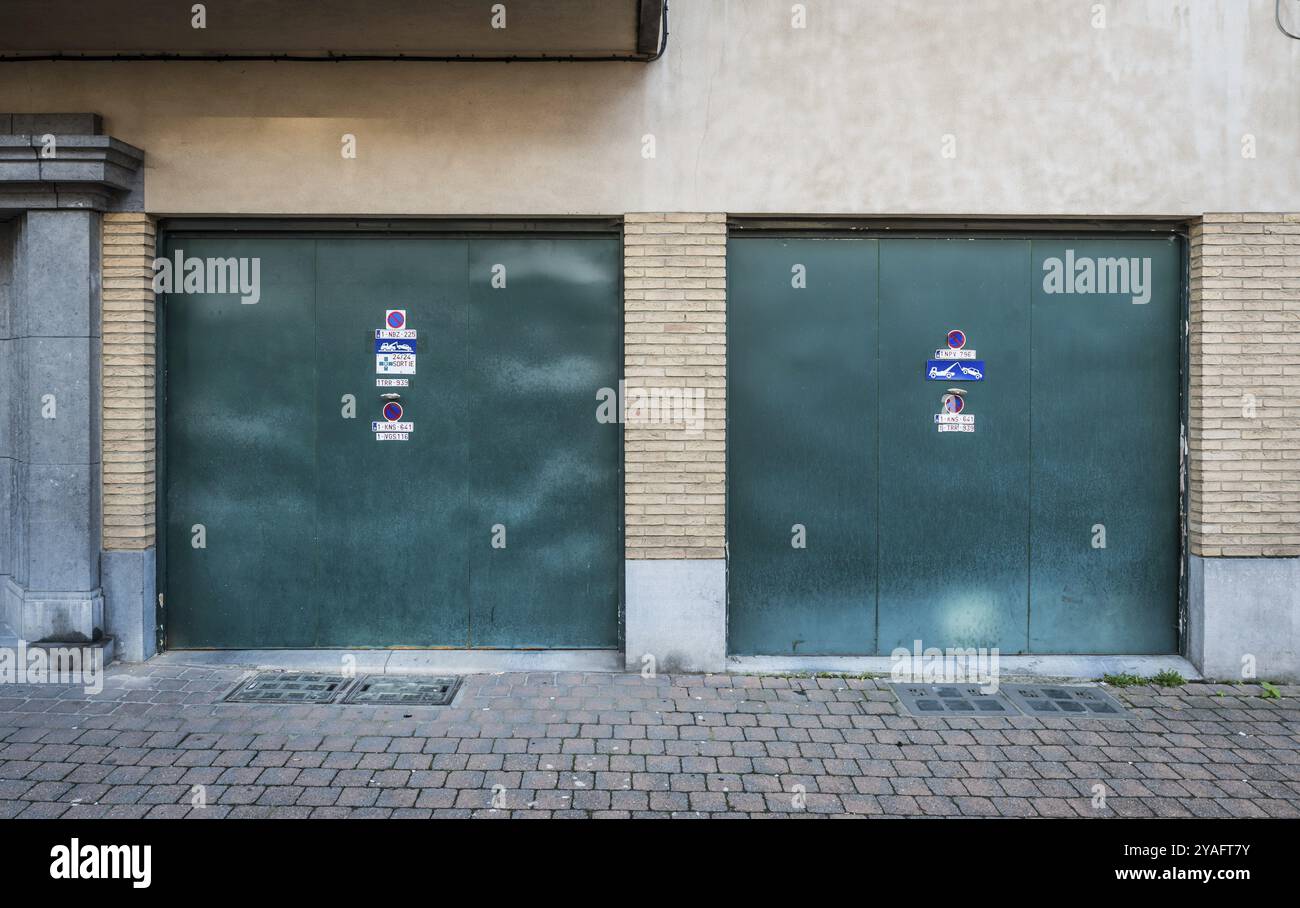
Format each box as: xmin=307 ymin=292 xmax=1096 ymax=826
xmin=374 ymin=310 xmax=415 ymax=439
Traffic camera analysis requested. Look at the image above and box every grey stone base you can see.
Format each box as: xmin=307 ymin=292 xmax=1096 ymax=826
xmin=27 ymin=636 xmax=114 ymax=673
xmin=156 ymin=649 xmax=621 ymax=674
xmin=4 ymin=577 xmax=104 ymax=643
xmin=625 ymin=559 xmax=726 ymax=673
xmin=0 ymin=576 xmax=18 ymax=639
xmin=729 ymin=654 xmax=1201 ymax=680
xmin=1188 ymin=555 xmax=1299 ymax=682
xmin=102 ymin=549 xmax=156 ymax=662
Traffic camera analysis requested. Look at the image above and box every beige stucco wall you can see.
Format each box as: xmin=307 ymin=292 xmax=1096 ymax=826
xmin=3 ymin=0 xmax=1297 ymax=216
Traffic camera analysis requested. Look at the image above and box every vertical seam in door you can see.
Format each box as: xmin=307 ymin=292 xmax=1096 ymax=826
xmin=1177 ymin=235 xmax=1191 ymax=656
xmin=722 ymin=237 xmax=730 ymax=654
xmin=873 ymin=239 xmax=881 ymax=655
xmin=156 ymin=235 xmax=168 ymax=652
xmin=312 ymin=239 xmax=322 ymax=647
xmin=1025 ymin=239 xmax=1034 ymax=652
xmin=464 ymin=240 xmax=474 ymax=648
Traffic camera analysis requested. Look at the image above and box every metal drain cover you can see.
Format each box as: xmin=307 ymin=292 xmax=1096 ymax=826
xmin=1001 ymin=683 xmax=1128 ymax=718
xmin=888 ymin=683 xmax=1017 ymax=717
xmin=225 ymin=671 xmax=350 ymax=704
xmin=342 ymin=674 xmax=461 ymax=706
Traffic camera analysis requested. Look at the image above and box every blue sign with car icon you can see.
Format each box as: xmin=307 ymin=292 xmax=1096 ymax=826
xmin=925 ymin=359 xmax=985 ymax=382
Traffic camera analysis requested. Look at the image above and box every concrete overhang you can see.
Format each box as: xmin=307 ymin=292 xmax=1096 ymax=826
xmin=0 ymin=0 xmax=667 ymax=62
xmin=0 ymin=113 xmax=144 ymax=210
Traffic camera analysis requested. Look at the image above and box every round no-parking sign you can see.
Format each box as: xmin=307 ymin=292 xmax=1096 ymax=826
xmin=383 ymin=402 xmax=404 ymax=422
xmin=386 ymin=310 xmax=407 ymax=330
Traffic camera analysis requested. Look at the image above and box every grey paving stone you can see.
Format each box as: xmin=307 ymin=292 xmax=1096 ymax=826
xmin=1 ymin=667 xmax=1297 ymax=819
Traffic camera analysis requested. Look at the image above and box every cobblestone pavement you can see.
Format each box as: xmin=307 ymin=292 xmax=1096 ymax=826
xmin=1 ymin=661 xmax=1298 ymax=819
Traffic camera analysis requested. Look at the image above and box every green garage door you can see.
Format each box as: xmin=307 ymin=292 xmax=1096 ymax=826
xmin=163 ymin=234 xmax=620 ymax=649
xmin=728 ymin=235 xmax=1181 ymax=655
xmin=726 ymin=239 xmax=879 ymax=655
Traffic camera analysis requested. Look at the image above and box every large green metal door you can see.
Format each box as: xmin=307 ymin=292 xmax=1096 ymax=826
xmin=727 ymin=238 xmax=878 ymax=655
xmin=313 ymin=239 xmax=471 ymax=646
xmin=877 ymin=239 xmax=1033 ymax=653
xmin=727 ymin=234 xmax=1181 ymax=656
xmin=1027 ymin=239 xmax=1181 ymax=652
xmin=466 ymin=239 xmax=621 ymax=648
xmin=164 ymin=238 xmax=318 ymax=647
xmin=164 ymin=233 xmax=619 ymax=648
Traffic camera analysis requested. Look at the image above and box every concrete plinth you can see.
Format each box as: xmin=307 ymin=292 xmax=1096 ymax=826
xmin=1187 ymin=555 xmax=1299 ymax=682
xmin=625 ymin=559 xmax=726 ymax=674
